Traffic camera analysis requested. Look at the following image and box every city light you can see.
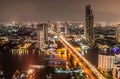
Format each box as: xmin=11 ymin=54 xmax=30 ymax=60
xmin=0 ymin=1 xmax=120 ymax=78
xmin=27 ymin=69 xmax=34 ymax=74
xmin=113 ymin=47 xmax=119 ymax=54
xmin=59 ymin=35 xmax=106 ymax=79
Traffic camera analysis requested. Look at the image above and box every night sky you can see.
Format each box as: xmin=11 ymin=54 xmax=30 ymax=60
xmin=0 ymin=0 xmax=120 ymax=23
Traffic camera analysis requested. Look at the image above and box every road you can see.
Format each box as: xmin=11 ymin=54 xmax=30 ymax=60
xmin=58 ymin=35 xmax=106 ymax=79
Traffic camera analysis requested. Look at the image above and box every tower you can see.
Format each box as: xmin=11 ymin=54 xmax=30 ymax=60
xmin=84 ymin=5 xmax=94 ymax=41
xmin=64 ymin=22 xmax=69 ymax=34
xmin=54 ymin=22 xmax=61 ymax=33
xmin=44 ymin=24 xmax=48 ymax=43
xmin=37 ymin=23 xmax=48 ymax=49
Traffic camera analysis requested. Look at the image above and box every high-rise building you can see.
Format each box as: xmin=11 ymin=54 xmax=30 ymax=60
xmin=50 ymin=23 xmax=55 ymax=32
xmin=37 ymin=25 xmax=44 ymax=49
xmin=56 ymin=22 xmax=61 ymax=33
xmin=54 ymin=22 xmax=68 ymax=34
xmin=84 ymin=5 xmax=94 ymax=41
xmin=44 ymin=24 xmax=48 ymax=43
xmin=37 ymin=23 xmax=48 ymax=49
xmin=64 ymin=23 xmax=69 ymax=34
xmin=116 ymin=24 xmax=120 ymax=43
xmin=54 ymin=22 xmax=60 ymax=33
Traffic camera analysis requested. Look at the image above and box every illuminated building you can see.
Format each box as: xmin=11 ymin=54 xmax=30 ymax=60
xmin=54 ymin=22 xmax=68 ymax=34
xmin=37 ymin=25 xmax=44 ymax=49
xmin=84 ymin=5 xmax=94 ymax=41
xmin=113 ymin=63 xmax=120 ymax=79
xmin=54 ymin=23 xmax=57 ymax=32
xmin=60 ymin=24 xmax=65 ymax=33
xmin=11 ymin=43 xmax=31 ymax=55
xmin=56 ymin=22 xmax=61 ymax=33
xmin=115 ymin=54 xmax=120 ymax=63
xmin=98 ymin=53 xmax=115 ymax=70
xmin=116 ymin=24 xmax=120 ymax=43
xmin=50 ymin=23 xmax=55 ymax=32
xmin=56 ymin=22 xmax=69 ymax=34
xmin=37 ymin=23 xmax=48 ymax=49
xmin=44 ymin=24 xmax=48 ymax=43
xmin=64 ymin=23 xmax=69 ymax=34
xmin=98 ymin=41 xmax=120 ymax=70
xmin=12 ymin=48 xmax=29 ymax=55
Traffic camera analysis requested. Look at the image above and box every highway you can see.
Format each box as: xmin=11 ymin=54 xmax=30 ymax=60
xmin=58 ymin=35 xmax=106 ymax=79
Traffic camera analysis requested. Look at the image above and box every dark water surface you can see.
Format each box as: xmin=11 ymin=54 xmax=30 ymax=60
xmin=0 ymin=49 xmax=43 ymax=78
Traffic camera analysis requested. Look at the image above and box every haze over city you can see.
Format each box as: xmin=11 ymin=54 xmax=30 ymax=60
xmin=0 ymin=0 xmax=120 ymax=79
xmin=0 ymin=0 xmax=120 ymax=23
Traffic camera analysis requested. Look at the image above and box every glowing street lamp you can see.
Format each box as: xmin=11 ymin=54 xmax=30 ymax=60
xmin=27 ymin=69 xmax=34 ymax=74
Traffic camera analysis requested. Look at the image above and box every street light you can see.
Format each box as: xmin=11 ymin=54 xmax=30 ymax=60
xmin=27 ymin=69 xmax=34 ymax=74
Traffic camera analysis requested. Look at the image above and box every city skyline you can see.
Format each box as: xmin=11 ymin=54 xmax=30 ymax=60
xmin=0 ymin=2 xmax=120 ymax=78
xmin=0 ymin=0 xmax=120 ymax=23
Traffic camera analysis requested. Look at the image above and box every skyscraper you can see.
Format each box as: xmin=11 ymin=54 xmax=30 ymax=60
xmin=37 ymin=23 xmax=48 ymax=49
xmin=64 ymin=23 xmax=69 ymax=34
xmin=44 ymin=24 xmax=48 ymax=43
xmin=56 ymin=22 xmax=61 ymax=33
xmin=84 ymin=5 xmax=94 ymax=41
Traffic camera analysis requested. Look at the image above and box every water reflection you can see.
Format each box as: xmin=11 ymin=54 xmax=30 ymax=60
xmin=11 ymin=49 xmax=29 ymax=56
xmin=0 ymin=49 xmax=42 ymax=78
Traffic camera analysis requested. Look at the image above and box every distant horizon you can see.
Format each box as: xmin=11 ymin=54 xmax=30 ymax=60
xmin=0 ymin=0 xmax=120 ymax=23
xmin=1 ymin=21 xmax=120 ymax=24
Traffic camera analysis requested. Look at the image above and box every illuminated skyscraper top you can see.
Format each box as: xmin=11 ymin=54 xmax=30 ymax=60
xmin=84 ymin=5 xmax=94 ymax=41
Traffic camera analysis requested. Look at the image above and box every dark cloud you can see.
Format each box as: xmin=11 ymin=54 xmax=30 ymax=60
xmin=0 ymin=0 xmax=120 ymax=23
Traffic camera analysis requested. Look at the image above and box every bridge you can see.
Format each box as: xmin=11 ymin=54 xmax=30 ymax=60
xmin=58 ymin=34 xmax=106 ymax=79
